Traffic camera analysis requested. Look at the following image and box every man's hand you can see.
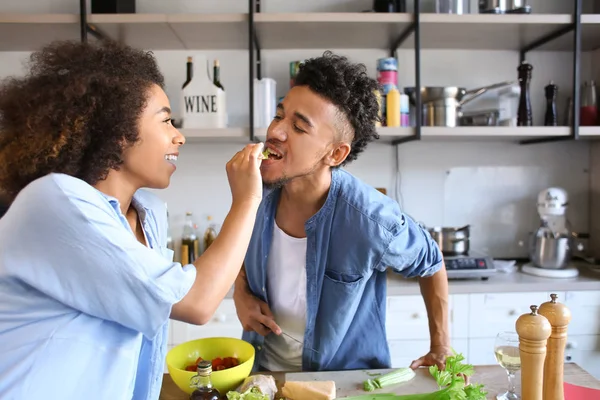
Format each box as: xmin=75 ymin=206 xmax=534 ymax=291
xmin=233 ymin=286 xmax=281 ymax=337
xmin=410 ymin=345 xmax=454 ymax=370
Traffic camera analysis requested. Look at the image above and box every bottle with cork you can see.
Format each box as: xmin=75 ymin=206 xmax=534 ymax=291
xmin=189 ymin=360 xmax=220 ymax=400
xmin=516 ymin=305 xmax=552 ymax=400
xmin=538 ymin=293 xmax=572 ymax=400
xmin=181 ymin=212 xmax=200 ymax=265
xmin=203 ymin=216 xmax=218 ymax=252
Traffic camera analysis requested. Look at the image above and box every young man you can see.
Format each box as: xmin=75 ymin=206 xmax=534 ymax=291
xmin=234 ymin=52 xmax=450 ymax=372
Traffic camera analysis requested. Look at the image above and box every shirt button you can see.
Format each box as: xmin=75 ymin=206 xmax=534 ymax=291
xmin=262 ymin=287 xmax=266 ymax=292
xmin=257 ymin=346 xmax=262 ymax=351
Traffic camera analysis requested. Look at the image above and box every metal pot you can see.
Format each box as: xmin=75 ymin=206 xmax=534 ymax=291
xmin=427 ymin=225 xmax=470 ymax=255
xmin=405 ymin=82 xmax=514 ymax=127
xmin=479 ymin=0 xmax=529 ymax=14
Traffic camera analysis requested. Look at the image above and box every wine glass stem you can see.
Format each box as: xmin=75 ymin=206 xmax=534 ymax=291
xmin=507 ymin=370 xmax=517 ymax=394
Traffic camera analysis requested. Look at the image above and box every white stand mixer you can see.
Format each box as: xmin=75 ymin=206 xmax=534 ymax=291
xmin=522 ymin=187 xmax=580 ymax=279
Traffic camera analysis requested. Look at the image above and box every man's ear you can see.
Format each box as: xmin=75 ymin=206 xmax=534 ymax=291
xmin=325 ymin=142 xmax=351 ymax=167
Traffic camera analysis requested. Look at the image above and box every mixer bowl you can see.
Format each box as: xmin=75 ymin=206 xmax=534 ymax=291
xmin=529 ymin=233 xmax=572 ymax=269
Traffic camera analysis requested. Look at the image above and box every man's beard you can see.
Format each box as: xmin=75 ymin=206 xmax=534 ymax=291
xmin=262 ymin=160 xmax=322 ymax=190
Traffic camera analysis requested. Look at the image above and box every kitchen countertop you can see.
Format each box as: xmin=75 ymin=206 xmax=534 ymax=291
xmin=159 ymin=363 xmax=600 ymax=399
xmin=386 ymin=265 xmax=600 ymax=296
xmin=223 ymin=266 xmax=600 ymax=299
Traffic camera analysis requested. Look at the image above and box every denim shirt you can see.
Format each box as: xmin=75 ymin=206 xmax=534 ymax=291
xmin=0 ymin=173 xmax=196 ymax=399
xmin=242 ymin=168 xmax=443 ymax=371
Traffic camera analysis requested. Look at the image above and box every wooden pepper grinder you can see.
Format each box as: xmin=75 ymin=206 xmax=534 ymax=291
xmin=538 ymin=294 xmax=572 ymax=400
xmin=516 ymin=305 xmax=552 ymax=400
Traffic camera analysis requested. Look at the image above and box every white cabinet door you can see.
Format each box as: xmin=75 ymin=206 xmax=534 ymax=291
xmin=387 ymin=295 xmax=460 ymax=341
xmin=388 ymin=339 xmax=469 ymax=369
xmin=564 ymin=290 xmax=600 ymax=336
xmin=468 ymin=337 xmax=499 ymax=366
xmin=170 ymin=299 xmax=243 ymax=346
xmin=564 ymin=334 xmax=600 ymax=380
xmin=468 ymin=292 xmax=565 ymax=338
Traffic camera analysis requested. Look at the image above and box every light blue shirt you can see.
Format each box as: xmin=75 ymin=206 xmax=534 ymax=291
xmin=0 ymin=173 xmax=196 ymax=399
xmin=243 ymin=168 xmax=443 ymax=371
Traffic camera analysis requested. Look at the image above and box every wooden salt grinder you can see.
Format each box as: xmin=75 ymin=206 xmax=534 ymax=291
xmin=516 ymin=305 xmax=552 ymax=400
xmin=538 ymin=294 xmax=572 ymax=400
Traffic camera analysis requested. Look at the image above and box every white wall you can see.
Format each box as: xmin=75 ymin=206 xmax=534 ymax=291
xmin=0 ymin=0 xmax=595 ymax=259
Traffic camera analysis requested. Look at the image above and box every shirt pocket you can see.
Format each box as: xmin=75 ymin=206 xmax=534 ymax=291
xmin=321 ymin=270 xmax=365 ymax=316
xmin=324 ymin=269 xmax=364 ymax=285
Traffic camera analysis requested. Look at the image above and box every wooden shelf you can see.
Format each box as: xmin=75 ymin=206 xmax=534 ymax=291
xmin=2 ymin=13 xmax=600 ymax=52
xmin=254 ymin=13 xmax=412 ymax=50
xmin=88 ymin=13 xmax=248 ymax=50
xmin=418 ymin=14 xmax=573 ymax=51
xmin=378 ymin=126 xmax=571 ymax=142
xmin=253 ymin=13 xmax=580 ymax=51
xmin=0 ymin=13 xmax=79 ymax=51
xmin=0 ymin=13 xmax=248 ymax=51
xmin=180 ymin=128 xmax=250 ymax=142
xmin=172 ymin=126 xmax=573 ymax=144
xmin=578 ymin=127 xmax=600 ymax=138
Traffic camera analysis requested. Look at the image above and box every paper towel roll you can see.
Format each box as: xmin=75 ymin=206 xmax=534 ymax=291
xmin=254 ymin=78 xmax=277 ymax=128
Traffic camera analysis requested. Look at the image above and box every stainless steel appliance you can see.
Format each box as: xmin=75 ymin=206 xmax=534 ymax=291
xmin=479 ymin=0 xmax=531 ymax=14
xmin=522 ymin=188 xmax=584 ymax=278
xmin=444 ymin=251 xmax=496 ymax=280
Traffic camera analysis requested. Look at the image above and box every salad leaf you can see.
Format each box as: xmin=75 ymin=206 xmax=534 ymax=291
xmin=226 ymin=386 xmax=271 ymax=400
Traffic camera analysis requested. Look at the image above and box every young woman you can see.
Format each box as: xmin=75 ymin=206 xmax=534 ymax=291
xmin=0 ymin=40 xmax=264 ymax=399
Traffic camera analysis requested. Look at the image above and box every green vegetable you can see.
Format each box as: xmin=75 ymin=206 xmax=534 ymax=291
xmin=346 ymin=351 xmax=487 ymax=400
xmin=261 ymin=148 xmax=271 ymax=159
xmin=363 ymin=368 xmax=416 ymax=391
xmin=226 ymin=386 xmax=271 ymax=400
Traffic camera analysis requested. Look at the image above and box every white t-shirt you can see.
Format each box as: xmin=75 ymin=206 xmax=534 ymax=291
xmin=261 ymin=222 xmax=307 ymax=372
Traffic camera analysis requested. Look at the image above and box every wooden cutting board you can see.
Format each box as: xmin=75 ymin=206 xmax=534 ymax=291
xmin=284 ymin=368 xmax=439 ymax=398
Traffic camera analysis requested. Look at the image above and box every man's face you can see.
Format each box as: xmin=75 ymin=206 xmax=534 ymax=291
xmin=260 ymin=85 xmax=349 ymax=188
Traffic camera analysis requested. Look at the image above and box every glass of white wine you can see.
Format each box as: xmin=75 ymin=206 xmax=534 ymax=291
xmin=494 ymin=331 xmax=521 ymax=400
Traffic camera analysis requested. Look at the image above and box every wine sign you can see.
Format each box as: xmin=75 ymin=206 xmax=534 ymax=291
xmin=181 ymin=56 xmax=227 ymax=129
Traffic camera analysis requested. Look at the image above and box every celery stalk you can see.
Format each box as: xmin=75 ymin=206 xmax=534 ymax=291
xmin=363 ymin=368 xmax=415 ymax=391
xmin=353 ymin=351 xmax=487 ymax=400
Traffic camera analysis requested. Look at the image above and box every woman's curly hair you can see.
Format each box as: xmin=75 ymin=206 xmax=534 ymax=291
xmin=293 ymin=51 xmax=381 ymax=166
xmin=0 ymin=40 xmax=164 ymax=200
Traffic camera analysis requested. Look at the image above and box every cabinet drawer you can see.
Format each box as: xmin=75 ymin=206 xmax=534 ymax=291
xmin=171 ymin=299 xmax=243 ymax=345
xmin=468 ymin=292 xmax=565 ymax=338
xmin=386 ymin=295 xmax=430 ymax=340
xmin=386 ymin=295 xmax=465 ymax=340
xmin=565 ymin=291 xmax=600 ymax=336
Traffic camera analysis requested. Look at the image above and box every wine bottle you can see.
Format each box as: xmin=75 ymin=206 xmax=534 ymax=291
xmin=182 ymin=56 xmax=193 ymax=89
xmin=213 ymin=59 xmax=224 ymax=91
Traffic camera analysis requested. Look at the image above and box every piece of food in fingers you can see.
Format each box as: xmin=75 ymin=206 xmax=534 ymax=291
xmin=261 ymin=148 xmax=272 ymax=160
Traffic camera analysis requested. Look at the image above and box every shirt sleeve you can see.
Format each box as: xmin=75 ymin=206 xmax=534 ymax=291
xmin=374 ymin=213 xmax=444 ymax=278
xmin=0 ymin=175 xmax=196 ymax=339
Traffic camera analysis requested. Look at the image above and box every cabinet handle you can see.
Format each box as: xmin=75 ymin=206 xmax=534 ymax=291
xmin=509 ymin=309 xmax=520 ymax=316
xmin=412 ymin=313 xmax=420 ymax=319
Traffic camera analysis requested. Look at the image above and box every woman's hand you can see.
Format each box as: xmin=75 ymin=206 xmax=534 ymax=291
xmin=226 ymin=143 xmax=264 ymax=207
